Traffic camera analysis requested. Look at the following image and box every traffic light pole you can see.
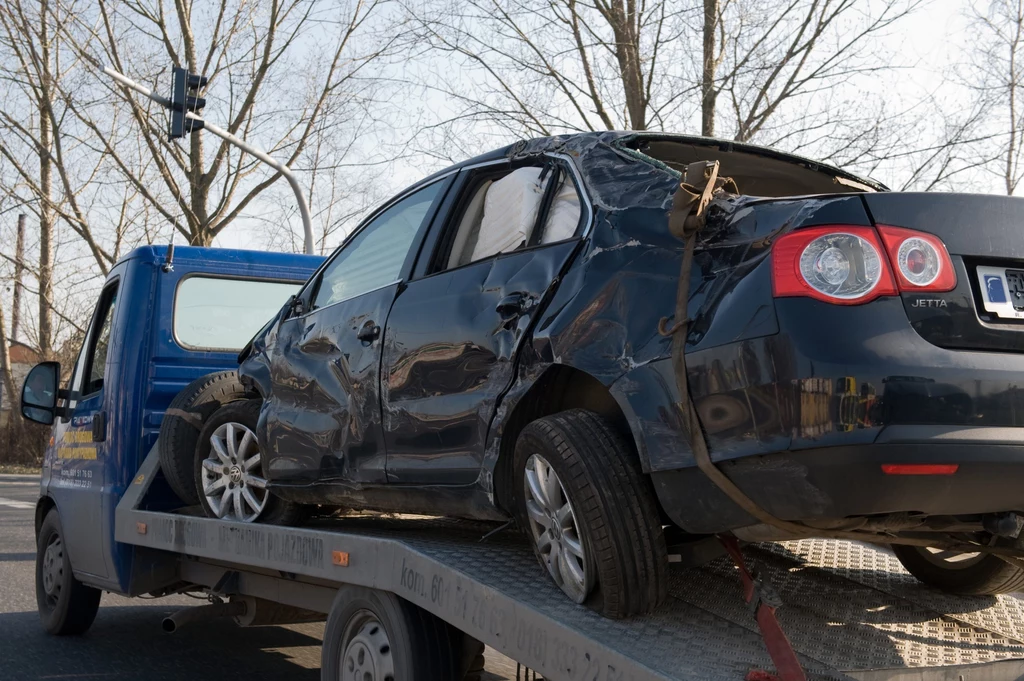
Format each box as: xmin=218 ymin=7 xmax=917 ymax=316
xmin=101 ymin=66 xmax=315 ymax=255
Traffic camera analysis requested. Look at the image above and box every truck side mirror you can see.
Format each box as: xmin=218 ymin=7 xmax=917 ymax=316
xmin=21 ymin=361 xmax=61 ymax=425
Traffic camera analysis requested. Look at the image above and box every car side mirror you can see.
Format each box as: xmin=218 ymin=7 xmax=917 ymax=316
xmin=21 ymin=361 xmax=62 ymax=425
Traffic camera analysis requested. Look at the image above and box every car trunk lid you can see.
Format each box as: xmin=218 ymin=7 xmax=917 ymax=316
xmin=863 ymin=192 xmax=1024 ymax=352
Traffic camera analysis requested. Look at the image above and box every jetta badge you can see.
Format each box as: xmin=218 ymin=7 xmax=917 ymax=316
xmin=911 ymin=298 xmax=948 ymax=308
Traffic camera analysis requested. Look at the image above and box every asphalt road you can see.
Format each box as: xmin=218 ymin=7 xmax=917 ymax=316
xmin=0 ymin=476 xmax=522 ymax=681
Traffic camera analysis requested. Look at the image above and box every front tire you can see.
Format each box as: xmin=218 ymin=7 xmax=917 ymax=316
xmin=893 ymin=541 xmax=1024 ymax=595
xmin=194 ymin=400 xmax=305 ymax=525
xmin=321 ymin=585 xmax=465 ymax=681
xmin=36 ymin=509 xmax=101 ymax=635
xmin=513 ymin=408 xmax=668 ymax=618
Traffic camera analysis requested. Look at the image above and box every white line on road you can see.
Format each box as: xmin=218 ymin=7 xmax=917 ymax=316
xmin=0 ymin=497 xmax=34 ymax=510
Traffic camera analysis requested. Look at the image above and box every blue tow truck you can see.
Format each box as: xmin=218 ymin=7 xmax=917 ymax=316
xmin=19 ymin=243 xmax=1024 ymax=681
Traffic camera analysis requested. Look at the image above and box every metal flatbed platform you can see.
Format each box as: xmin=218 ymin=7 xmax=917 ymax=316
xmin=117 ymin=451 xmax=1024 ymax=681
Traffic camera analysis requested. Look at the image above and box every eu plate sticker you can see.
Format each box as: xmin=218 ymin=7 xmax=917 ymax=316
xmin=976 ymin=265 xmax=1024 ymax=319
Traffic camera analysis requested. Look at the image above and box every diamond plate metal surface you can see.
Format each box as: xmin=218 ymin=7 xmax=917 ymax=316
xmin=312 ymin=518 xmax=1024 ymax=679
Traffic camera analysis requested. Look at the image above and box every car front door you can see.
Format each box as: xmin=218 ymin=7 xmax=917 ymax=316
xmin=260 ymin=179 xmax=448 ymax=484
xmin=381 ymin=159 xmax=587 ymax=484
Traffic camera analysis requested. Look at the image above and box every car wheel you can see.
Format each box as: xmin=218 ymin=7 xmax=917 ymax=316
xmin=513 ymin=408 xmax=668 ymax=618
xmin=194 ymin=400 xmax=305 ymax=525
xmin=160 ymin=370 xmax=248 ymax=506
xmin=321 ymin=585 xmax=464 ymax=681
xmin=892 ymin=541 xmax=1024 ymax=595
xmin=36 ymin=509 xmax=101 ymax=635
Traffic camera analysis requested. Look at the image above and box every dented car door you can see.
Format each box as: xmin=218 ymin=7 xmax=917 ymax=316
xmin=381 ymin=162 xmax=586 ymax=484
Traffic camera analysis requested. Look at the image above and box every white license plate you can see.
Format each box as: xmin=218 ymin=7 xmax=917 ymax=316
xmin=976 ymin=265 xmax=1024 ymax=319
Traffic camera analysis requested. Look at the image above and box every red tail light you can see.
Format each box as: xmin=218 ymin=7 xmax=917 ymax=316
xmin=771 ymin=225 xmax=897 ymax=304
xmin=876 ymin=225 xmax=956 ymax=292
xmin=771 ymin=224 xmax=956 ymax=304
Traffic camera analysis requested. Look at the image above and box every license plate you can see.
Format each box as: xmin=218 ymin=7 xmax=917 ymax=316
xmin=976 ymin=265 xmax=1024 ymax=319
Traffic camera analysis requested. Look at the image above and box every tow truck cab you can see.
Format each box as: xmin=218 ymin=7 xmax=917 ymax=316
xmin=26 ymin=245 xmax=322 ymax=593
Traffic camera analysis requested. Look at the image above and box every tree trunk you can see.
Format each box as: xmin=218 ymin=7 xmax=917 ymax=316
xmin=701 ymin=0 xmax=718 ymax=137
xmin=12 ymin=213 xmax=25 ymax=343
xmin=37 ymin=0 xmax=53 ymax=359
xmin=0 ymin=297 xmax=17 ymax=416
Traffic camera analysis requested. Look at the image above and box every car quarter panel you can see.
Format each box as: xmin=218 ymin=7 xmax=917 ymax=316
xmin=473 ymin=135 xmax=884 ymax=493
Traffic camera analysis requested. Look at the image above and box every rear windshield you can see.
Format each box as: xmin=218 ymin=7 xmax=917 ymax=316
xmin=173 ymin=276 xmax=302 ymax=351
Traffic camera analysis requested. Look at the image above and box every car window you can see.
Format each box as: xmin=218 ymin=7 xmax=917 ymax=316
xmin=444 ymin=165 xmax=582 ymax=270
xmin=313 ymin=181 xmax=443 ymax=309
xmin=81 ymin=282 xmax=119 ymax=396
xmin=174 ymin=277 xmax=302 ymax=351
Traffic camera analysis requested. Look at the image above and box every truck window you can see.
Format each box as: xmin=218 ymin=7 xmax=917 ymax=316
xmin=81 ymin=282 xmax=119 ymax=396
xmin=174 ymin=276 xmax=302 ymax=351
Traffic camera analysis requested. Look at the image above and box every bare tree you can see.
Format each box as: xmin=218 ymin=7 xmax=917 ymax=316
xmin=66 ymin=0 xmax=397 ymax=248
xmin=968 ymin=0 xmax=1024 ymax=195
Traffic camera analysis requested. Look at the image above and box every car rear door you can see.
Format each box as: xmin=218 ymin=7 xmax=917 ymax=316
xmin=259 ymin=179 xmax=449 ymax=484
xmin=381 ymin=159 xmax=587 ymax=484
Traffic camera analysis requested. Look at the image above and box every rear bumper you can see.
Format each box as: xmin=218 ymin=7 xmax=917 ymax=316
xmin=652 ymin=425 xmax=1024 ymax=534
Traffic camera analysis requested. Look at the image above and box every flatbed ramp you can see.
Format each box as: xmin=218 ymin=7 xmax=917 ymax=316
xmin=117 ymin=456 xmax=1024 ymax=681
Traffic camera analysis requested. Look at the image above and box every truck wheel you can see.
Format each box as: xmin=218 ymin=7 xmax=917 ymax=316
xmin=36 ymin=509 xmax=101 ymax=635
xmin=321 ymin=585 xmax=462 ymax=681
xmin=194 ymin=400 xmax=305 ymax=525
xmin=893 ymin=542 xmax=1024 ymax=595
xmin=160 ymin=370 xmax=248 ymax=506
xmin=513 ymin=408 xmax=668 ymax=618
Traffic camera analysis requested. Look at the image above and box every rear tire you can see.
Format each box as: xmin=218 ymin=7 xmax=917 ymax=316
xmin=160 ymin=370 xmax=248 ymax=506
xmin=893 ymin=541 xmax=1024 ymax=595
xmin=36 ymin=509 xmax=101 ymax=635
xmin=194 ymin=400 xmax=306 ymax=525
xmin=513 ymin=408 xmax=668 ymax=618
xmin=321 ymin=585 xmax=464 ymax=681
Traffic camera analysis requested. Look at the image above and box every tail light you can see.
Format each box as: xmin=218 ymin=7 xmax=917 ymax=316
xmin=772 ymin=226 xmax=897 ymax=304
xmin=772 ymin=224 xmax=955 ymax=304
xmin=876 ymin=225 xmax=956 ymax=292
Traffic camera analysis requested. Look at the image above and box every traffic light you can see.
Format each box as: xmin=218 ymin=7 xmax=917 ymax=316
xmin=168 ymin=66 xmax=208 ymax=140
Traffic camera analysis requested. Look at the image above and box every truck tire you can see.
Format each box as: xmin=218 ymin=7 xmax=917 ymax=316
xmin=513 ymin=408 xmax=668 ymax=618
xmin=160 ymin=370 xmax=248 ymax=506
xmin=195 ymin=400 xmax=306 ymax=525
xmin=321 ymin=585 xmax=465 ymax=681
xmin=893 ymin=542 xmax=1024 ymax=595
xmin=36 ymin=509 xmax=101 ymax=635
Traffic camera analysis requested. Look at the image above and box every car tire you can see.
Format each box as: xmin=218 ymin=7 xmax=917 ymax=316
xmin=321 ymin=585 xmax=465 ymax=681
xmin=513 ymin=408 xmax=668 ymax=618
xmin=194 ymin=400 xmax=306 ymax=525
xmin=892 ymin=541 xmax=1024 ymax=595
xmin=36 ymin=509 xmax=102 ymax=635
xmin=160 ymin=370 xmax=248 ymax=506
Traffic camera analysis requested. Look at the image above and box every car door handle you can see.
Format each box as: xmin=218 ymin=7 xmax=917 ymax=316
xmin=357 ymin=321 xmax=381 ymax=343
xmin=496 ymin=292 xmax=528 ymax=318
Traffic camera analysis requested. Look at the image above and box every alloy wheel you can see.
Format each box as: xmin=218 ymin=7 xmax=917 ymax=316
xmin=201 ymin=421 xmax=268 ymax=522
xmin=523 ymin=452 xmax=591 ymax=603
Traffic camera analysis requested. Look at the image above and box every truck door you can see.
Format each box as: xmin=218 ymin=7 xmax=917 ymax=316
xmin=49 ymin=278 xmax=120 ymax=580
xmin=381 ymin=160 xmax=586 ymax=484
xmin=258 ymin=179 xmax=448 ymax=485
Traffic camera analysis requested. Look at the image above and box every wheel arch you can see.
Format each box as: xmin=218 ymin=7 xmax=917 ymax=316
xmin=36 ymin=495 xmax=56 ymax=536
xmin=490 ymin=364 xmax=639 ymax=514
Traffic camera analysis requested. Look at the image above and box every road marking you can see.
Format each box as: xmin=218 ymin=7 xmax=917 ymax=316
xmin=0 ymin=497 xmax=34 ymax=510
